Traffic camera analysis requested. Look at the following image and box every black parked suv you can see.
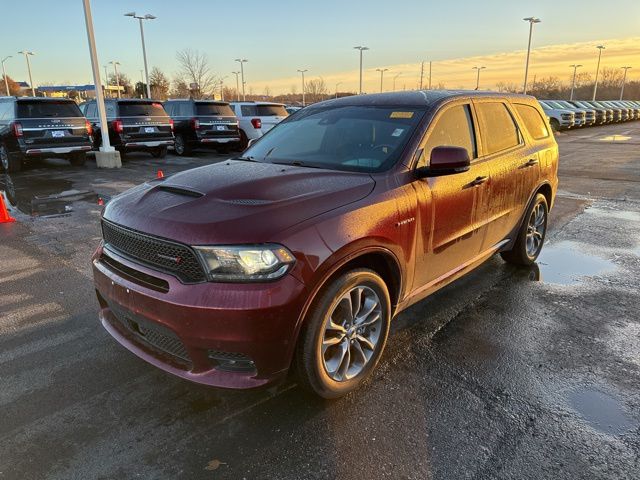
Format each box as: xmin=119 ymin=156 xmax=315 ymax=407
xmin=83 ymin=99 xmax=174 ymax=158
xmin=163 ymin=99 xmax=240 ymax=155
xmin=0 ymin=97 xmax=93 ymax=172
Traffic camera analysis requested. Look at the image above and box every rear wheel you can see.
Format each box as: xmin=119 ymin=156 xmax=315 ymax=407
xmin=550 ymin=118 xmax=560 ymax=132
xmin=151 ymin=146 xmax=168 ymax=158
xmin=238 ymin=130 xmax=249 ymax=150
xmin=0 ymin=144 xmax=22 ymax=173
xmin=501 ymin=193 xmax=548 ymax=266
xmin=296 ymin=268 xmax=391 ymax=399
xmin=68 ymin=152 xmax=87 ymax=167
xmin=174 ymin=134 xmax=191 ymax=156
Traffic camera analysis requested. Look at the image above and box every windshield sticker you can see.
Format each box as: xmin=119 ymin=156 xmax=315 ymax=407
xmin=391 ymin=128 xmax=404 ymax=137
xmin=390 ymin=111 xmax=414 ymax=119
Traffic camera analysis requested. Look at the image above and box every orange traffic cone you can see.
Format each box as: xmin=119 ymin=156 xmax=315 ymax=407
xmin=157 ymin=170 xmax=164 ymax=179
xmin=0 ymin=192 xmax=16 ymax=223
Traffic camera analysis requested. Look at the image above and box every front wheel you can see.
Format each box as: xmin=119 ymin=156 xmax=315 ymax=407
xmin=296 ymin=269 xmax=391 ymax=399
xmin=550 ymin=118 xmax=560 ymax=132
xmin=501 ymin=193 xmax=548 ymax=266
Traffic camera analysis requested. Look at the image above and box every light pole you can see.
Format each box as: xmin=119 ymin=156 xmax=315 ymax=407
xmin=124 ymin=12 xmax=155 ymax=99
xmin=235 ymin=59 xmax=247 ymax=101
xmin=472 ymin=66 xmax=486 ymax=90
xmin=376 ymin=68 xmax=388 ymax=93
xmin=353 ymin=46 xmax=369 ymax=94
xmin=522 ymin=17 xmax=541 ymax=94
xmin=393 ymin=72 xmax=402 ymax=91
xmin=1 ymin=56 xmax=11 ymax=96
xmin=83 ymin=0 xmax=119 ymax=167
xmin=17 ymin=51 xmax=35 ymax=96
xmin=335 ymin=82 xmax=343 ymax=98
xmin=592 ymin=45 xmax=605 ymax=101
xmin=109 ymin=61 xmax=121 ymax=98
xmin=297 ymin=69 xmax=308 ymax=106
xmin=232 ymin=71 xmax=241 ymax=101
xmin=569 ymin=64 xmax=582 ymax=100
xmin=218 ymin=75 xmax=228 ymax=101
xmin=620 ymin=66 xmax=632 ymax=100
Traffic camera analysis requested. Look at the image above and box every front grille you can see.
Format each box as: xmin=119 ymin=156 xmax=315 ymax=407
xmin=102 ymin=220 xmax=206 ymax=283
xmin=111 ymin=307 xmax=191 ymax=365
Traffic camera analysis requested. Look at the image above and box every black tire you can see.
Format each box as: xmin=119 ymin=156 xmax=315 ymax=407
xmin=174 ymin=134 xmax=191 ymax=156
xmin=550 ymin=118 xmax=560 ymax=132
xmin=116 ymin=148 xmax=127 ymax=161
xmin=151 ymin=146 xmax=168 ymax=159
xmin=215 ymin=144 xmax=232 ymax=154
xmin=238 ymin=130 xmax=249 ymax=150
xmin=501 ymin=193 xmax=548 ymax=266
xmin=0 ymin=144 xmax=22 ymax=173
xmin=296 ymin=268 xmax=391 ymax=399
xmin=68 ymin=152 xmax=87 ymax=167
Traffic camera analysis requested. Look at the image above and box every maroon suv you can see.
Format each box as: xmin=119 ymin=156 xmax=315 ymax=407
xmin=93 ymin=91 xmax=558 ymax=398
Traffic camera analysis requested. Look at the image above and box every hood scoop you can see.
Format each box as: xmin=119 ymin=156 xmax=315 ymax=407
xmin=155 ymin=185 xmax=204 ymax=198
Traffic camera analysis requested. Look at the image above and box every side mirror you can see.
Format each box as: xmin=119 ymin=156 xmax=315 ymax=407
xmin=415 ymin=146 xmax=471 ymax=178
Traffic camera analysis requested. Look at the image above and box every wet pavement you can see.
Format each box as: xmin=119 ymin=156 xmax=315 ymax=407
xmin=1 ymin=124 xmax=640 ymax=479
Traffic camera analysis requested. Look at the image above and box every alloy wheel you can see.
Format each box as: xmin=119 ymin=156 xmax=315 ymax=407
xmin=526 ymin=202 xmax=546 ymax=257
xmin=321 ymin=285 xmax=383 ymax=381
xmin=175 ymin=135 xmax=185 ymax=155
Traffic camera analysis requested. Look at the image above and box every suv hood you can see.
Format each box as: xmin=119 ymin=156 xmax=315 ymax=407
xmin=103 ymin=160 xmax=375 ymax=245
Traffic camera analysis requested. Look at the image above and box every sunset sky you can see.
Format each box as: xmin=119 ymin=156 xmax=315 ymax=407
xmin=1 ymin=0 xmax=639 ymax=94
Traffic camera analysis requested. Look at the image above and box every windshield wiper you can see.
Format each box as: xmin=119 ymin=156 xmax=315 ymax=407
xmin=272 ymin=160 xmax=325 ymax=169
xmin=233 ymin=155 xmax=259 ymax=162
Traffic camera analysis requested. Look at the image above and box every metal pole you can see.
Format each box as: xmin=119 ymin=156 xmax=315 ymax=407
xmin=523 ymin=21 xmax=533 ymax=93
xmin=473 ymin=66 xmax=485 ymax=90
xmin=240 ymin=62 xmax=245 ymax=101
xmin=24 ymin=53 xmax=35 ymax=96
xmin=82 ymin=0 xmax=113 ymax=152
xmin=569 ymin=64 xmax=581 ymax=101
xmin=620 ymin=66 xmax=631 ymax=100
xmin=138 ymin=18 xmax=151 ymax=98
xmin=592 ymin=45 xmax=605 ymax=101
xmin=335 ymin=82 xmax=342 ymax=98
xmin=232 ymin=71 xmax=240 ymax=101
xmin=1 ymin=57 xmax=10 ymax=96
xmin=429 ymin=61 xmax=432 ymax=89
xmin=111 ymin=62 xmax=121 ymax=99
xmin=297 ymin=69 xmax=307 ymax=106
xmin=393 ymin=73 xmax=401 ymax=91
xmin=359 ymin=49 xmax=363 ymax=94
xmin=419 ymin=61 xmax=424 ymax=89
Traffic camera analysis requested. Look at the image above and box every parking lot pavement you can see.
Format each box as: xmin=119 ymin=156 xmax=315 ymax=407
xmin=1 ymin=124 xmax=639 ymax=480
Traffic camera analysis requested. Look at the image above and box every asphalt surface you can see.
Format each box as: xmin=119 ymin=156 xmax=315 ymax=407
xmin=1 ymin=124 xmax=639 ymax=479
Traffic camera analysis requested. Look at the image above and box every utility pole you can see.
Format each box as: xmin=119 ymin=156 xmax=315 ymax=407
xmin=620 ymin=66 xmax=632 ymax=100
xmin=592 ymin=45 xmax=605 ymax=101
xmin=1 ymin=56 xmax=11 ymax=96
xmin=522 ymin=17 xmax=541 ymax=94
xmin=354 ymin=46 xmax=369 ymax=94
xmin=297 ymin=69 xmax=308 ymax=106
xmin=569 ymin=64 xmax=582 ymax=100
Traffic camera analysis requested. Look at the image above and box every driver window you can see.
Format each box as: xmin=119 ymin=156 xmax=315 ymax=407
xmin=418 ymin=104 xmax=477 ymax=168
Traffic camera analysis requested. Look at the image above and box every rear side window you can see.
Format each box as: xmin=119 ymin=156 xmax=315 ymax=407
xmin=256 ymin=105 xmax=287 ymax=117
xmin=0 ymin=101 xmax=13 ymax=121
xmin=420 ymin=104 xmax=477 ymax=167
xmin=475 ymin=102 xmax=522 ymax=155
xmin=85 ymin=103 xmax=98 ymax=118
xmin=514 ymin=104 xmax=549 ymax=140
xmin=17 ymin=101 xmax=82 ymax=118
xmin=196 ymin=103 xmax=234 ymax=116
xmin=240 ymin=105 xmax=257 ymax=116
xmin=118 ymin=102 xmax=167 ymax=117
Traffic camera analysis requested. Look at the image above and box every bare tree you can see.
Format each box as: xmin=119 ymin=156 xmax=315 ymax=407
xmin=175 ymin=49 xmax=217 ymax=99
xmin=263 ymin=85 xmax=272 ymax=98
xmin=149 ymin=67 xmax=170 ymax=100
xmin=599 ymin=67 xmax=623 ymax=88
xmin=305 ymin=77 xmax=328 ymax=103
xmin=170 ymin=77 xmax=191 ymax=98
xmin=496 ymin=81 xmax=520 ymax=93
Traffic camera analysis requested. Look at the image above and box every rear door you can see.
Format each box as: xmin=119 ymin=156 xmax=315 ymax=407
xmin=117 ymin=101 xmax=173 ymax=141
xmin=256 ymin=104 xmax=288 ymax=132
xmin=16 ymin=100 xmax=91 ymax=147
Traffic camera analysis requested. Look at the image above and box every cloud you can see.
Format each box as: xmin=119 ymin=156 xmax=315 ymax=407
xmin=257 ymin=37 xmax=640 ymax=94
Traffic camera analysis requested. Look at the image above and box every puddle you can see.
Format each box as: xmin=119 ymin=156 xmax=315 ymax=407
xmin=567 ymin=387 xmax=635 ymax=435
xmin=535 ymin=241 xmax=616 ymax=286
xmin=0 ymin=174 xmax=99 ymax=217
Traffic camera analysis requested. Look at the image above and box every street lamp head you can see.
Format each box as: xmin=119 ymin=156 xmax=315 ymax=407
xmin=144 ymin=14 xmax=156 ymax=20
xmin=297 ymin=69 xmax=308 ymax=73
xmin=18 ymin=51 xmax=35 ymax=56
xmin=354 ymin=46 xmax=369 ymax=51
xmin=523 ymin=17 xmax=541 ymax=23
xmin=124 ymin=12 xmax=136 ymax=17
xmin=235 ymin=58 xmax=247 ymax=63
xmin=596 ymin=45 xmax=606 ymax=50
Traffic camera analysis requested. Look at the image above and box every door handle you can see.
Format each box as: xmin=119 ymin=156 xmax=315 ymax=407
xmin=470 ymin=176 xmax=488 ymax=186
xmin=523 ymin=158 xmax=539 ymax=167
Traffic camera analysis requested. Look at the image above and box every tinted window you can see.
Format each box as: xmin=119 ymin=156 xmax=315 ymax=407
xmin=118 ymin=101 xmax=167 ymax=117
xmin=241 ymin=105 xmax=257 ymax=116
xmin=86 ymin=103 xmax=97 ymax=118
xmin=196 ymin=103 xmax=234 ymax=116
xmin=475 ymin=102 xmax=522 ymax=155
xmin=0 ymin=101 xmax=13 ymax=121
xmin=17 ymin=101 xmax=82 ymax=118
xmin=163 ymin=103 xmax=174 ymax=116
xmin=514 ymin=104 xmax=549 ymax=140
xmin=242 ymin=106 xmax=424 ymax=173
xmin=420 ymin=104 xmax=476 ymax=167
xmin=256 ymin=105 xmax=288 ymax=117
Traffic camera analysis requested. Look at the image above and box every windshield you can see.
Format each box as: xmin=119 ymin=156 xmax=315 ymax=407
xmin=240 ymin=105 xmax=424 ymax=173
xmin=118 ymin=102 xmax=168 ymax=117
xmin=17 ymin=101 xmax=82 ymax=118
xmin=196 ymin=103 xmax=235 ymax=116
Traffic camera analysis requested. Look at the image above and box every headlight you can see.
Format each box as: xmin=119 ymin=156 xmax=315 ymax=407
xmin=194 ymin=244 xmax=295 ymax=282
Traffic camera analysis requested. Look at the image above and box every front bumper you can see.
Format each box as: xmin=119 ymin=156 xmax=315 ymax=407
xmin=92 ymin=245 xmax=307 ymax=389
